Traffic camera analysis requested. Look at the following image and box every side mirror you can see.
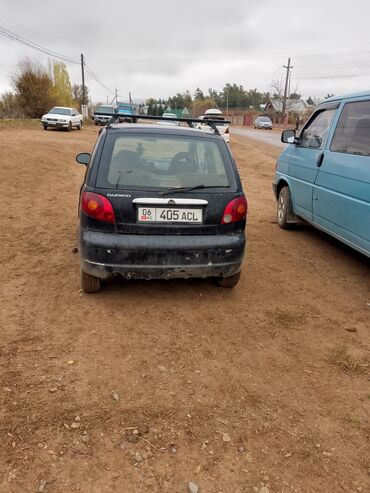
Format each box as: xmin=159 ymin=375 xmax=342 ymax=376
xmin=76 ymin=152 xmax=90 ymax=165
xmin=281 ymin=129 xmax=296 ymax=144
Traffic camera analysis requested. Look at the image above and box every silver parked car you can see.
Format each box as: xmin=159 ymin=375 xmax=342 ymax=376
xmin=254 ymin=116 xmax=273 ymax=130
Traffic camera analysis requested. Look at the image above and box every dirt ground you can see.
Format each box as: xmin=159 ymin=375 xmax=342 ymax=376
xmin=0 ymin=124 xmax=369 ymax=493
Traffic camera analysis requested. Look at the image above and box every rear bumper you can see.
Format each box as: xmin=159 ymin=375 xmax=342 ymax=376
xmin=78 ymin=228 xmax=246 ymax=280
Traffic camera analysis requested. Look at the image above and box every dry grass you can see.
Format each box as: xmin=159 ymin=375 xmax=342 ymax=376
xmin=330 ymin=345 xmax=368 ymax=375
xmin=0 ymin=118 xmax=40 ymax=128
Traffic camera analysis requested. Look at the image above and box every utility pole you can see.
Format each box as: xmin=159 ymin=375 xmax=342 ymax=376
xmin=80 ymin=53 xmax=85 ymax=107
xmin=282 ymin=57 xmax=293 ymax=123
xmin=115 ymin=88 xmax=118 ymax=105
xmin=226 ymin=89 xmax=229 ymax=118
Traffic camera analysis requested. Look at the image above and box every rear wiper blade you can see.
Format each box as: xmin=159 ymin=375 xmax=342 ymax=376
xmin=159 ymin=185 xmax=226 ymax=196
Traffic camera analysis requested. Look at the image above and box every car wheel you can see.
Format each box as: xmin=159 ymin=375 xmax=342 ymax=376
xmin=217 ymin=272 xmax=241 ymax=288
xmin=77 ymin=120 xmax=83 ymax=130
xmin=81 ymin=270 xmax=101 ymax=293
xmin=277 ymin=186 xmax=293 ymax=229
xmin=67 ymin=121 xmax=72 ymax=131
xmin=43 ymin=125 xmax=47 ymax=130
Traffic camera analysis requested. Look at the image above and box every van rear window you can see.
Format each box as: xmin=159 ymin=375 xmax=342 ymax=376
xmin=96 ymin=133 xmax=233 ymax=190
xmin=331 ymin=100 xmax=370 ymax=156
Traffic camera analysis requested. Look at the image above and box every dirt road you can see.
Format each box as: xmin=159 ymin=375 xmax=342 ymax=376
xmin=0 ymin=125 xmax=369 ymax=493
xmin=232 ymin=127 xmax=286 ymax=149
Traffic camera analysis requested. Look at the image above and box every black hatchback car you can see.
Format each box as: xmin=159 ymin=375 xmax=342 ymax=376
xmin=76 ymin=116 xmax=247 ymax=292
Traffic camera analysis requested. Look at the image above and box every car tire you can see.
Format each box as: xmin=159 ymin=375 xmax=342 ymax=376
xmin=77 ymin=120 xmax=83 ymax=130
xmin=43 ymin=125 xmax=47 ymax=130
xmin=277 ymin=186 xmax=293 ymax=229
xmin=81 ymin=270 xmax=101 ymax=293
xmin=67 ymin=121 xmax=72 ymax=132
xmin=217 ymin=272 xmax=241 ymax=288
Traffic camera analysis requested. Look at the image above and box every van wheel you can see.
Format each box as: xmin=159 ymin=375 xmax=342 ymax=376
xmin=277 ymin=186 xmax=293 ymax=229
xmin=43 ymin=125 xmax=47 ymax=130
xmin=67 ymin=121 xmax=72 ymax=131
xmin=218 ymin=272 xmax=240 ymax=288
xmin=81 ymin=270 xmax=101 ymax=293
xmin=77 ymin=120 xmax=82 ymax=130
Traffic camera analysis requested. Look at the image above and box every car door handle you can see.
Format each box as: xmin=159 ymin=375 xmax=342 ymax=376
xmin=316 ymin=153 xmax=324 ymax=167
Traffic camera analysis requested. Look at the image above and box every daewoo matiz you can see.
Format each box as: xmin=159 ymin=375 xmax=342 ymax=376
xmin=76 ymin=115 xmax=247 ymax=292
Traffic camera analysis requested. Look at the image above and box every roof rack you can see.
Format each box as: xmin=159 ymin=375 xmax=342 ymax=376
xmin=96 ymin=112 xmax=231 ymax=136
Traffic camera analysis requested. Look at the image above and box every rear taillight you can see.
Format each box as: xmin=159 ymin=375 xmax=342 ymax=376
xmin=221 ymin=196 xmax=248 ymax=224
xmin=225 ymin=127 xmax=229 ymax=134
xmin=81 ymin=192 xmax=116 ymax=223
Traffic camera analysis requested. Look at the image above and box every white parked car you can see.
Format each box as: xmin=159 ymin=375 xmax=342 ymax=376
xmin=41 ymin=107 xmax=83 ymax=131
xmin=195 ymin=108 xmax=230 ymax=143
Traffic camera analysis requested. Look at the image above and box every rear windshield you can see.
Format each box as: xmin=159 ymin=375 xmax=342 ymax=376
xmin=96 ymin=133 xmax=233 ymax=190
xmin=95 ymin=106 xmax=115 ymax=114
xmin=259 ymin=117 xmax=271 ymax=122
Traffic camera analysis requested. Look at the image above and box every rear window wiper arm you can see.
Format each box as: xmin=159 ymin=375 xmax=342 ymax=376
xmin=159 ymin=185 xmax=226 ymax=196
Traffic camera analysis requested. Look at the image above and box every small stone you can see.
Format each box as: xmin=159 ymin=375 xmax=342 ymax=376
xmin=126 ymin=430 xmax=139 ymax=443
xmin=259 ymin=487 xmax=270 ymax=493
xmin=188 ymin=481 xmax=199 ymax=493
xmin=37 ymin=480 xmax=47 ymax=492
xmin=70 ymin=422 xmax=80 ymax=429
xmin=48 ymin=387 xmax=57 ymax=393
xmin=171 ymin=446 xmax=177 ymax=454
xmin=238 ymin=446 xmax=245 ymax=453
xmin=322 ymin=451 xmax=331 ymax=457
xmin=157 ymin=365 xmax=166 ymax=372
xmin=134 ymin=452 xmax=142 ymax=462
xmin=111 ymin=392 xmax=119 ymax=402
xmin=284 ymin=452 xmax=292 ymax=458
xmin=222 ymin=433 xmax=231 ymax=442
xmin=345 ymin=327 xmax=357 ymax=333
xmin=67 ymin=360 xmax=75 ymax=365
xmin=71 ymin=246 xmax=78 ymax=253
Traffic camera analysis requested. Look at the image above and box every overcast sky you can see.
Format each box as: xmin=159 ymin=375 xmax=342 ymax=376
xmin=1 ymin=0 xmax=370 ymax=104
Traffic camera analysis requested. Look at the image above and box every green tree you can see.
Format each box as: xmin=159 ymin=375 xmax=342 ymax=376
xmin=11 ymin=57 xmax=56 ymax=118
xmin=194 ymin=87 xmax=204 ymax=101
xmin=52 ymin=62 xmax=73 ymax=107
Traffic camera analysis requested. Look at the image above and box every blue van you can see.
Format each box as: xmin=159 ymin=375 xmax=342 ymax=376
xmin=273 ymin=91 xmax=370 ymax=257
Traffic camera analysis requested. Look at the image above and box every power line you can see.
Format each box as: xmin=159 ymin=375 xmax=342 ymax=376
xmin=0 ymin=25 xmax=79 ymax=65
xmin=0 ymin=24 xmax=121 ymax=99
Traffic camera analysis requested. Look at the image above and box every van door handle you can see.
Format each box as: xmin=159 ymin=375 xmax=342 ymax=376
xmin=317 ymin=153 xmax=324 ymax=167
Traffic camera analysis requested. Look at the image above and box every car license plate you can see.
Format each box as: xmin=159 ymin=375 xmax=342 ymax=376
xmin=138 ymin=207 xmax=202 ymax=223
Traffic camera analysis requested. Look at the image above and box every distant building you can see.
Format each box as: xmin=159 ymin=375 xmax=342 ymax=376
xmin=264 ymin=98 xmax=308 ymax=123
xmin=164 ymin=106 xmax=189 ymax=118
